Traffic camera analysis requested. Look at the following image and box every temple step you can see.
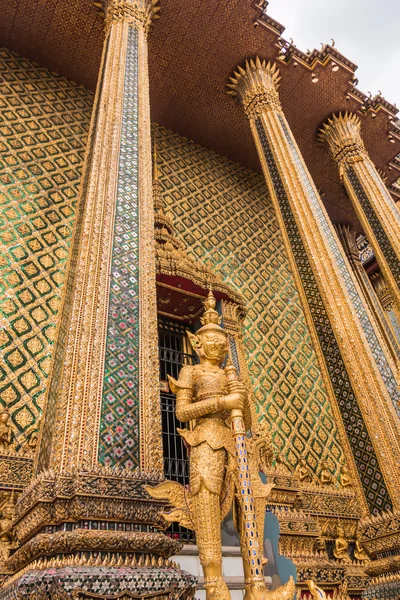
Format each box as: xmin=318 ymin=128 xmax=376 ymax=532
xmin=173 ymin=545 xmax=273 ymax=599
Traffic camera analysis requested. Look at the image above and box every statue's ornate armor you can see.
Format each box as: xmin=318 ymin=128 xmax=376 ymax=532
xmin=171 ymin=364 xmax=237 ymax=568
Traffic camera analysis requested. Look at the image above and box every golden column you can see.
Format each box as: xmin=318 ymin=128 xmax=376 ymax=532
xmin=228 ymin=58 xmax=400 ymax=514
xmin=35 ymin=0 xmax=163 ymax=477
xmin=335 ymin=224 xmax=400 ymax=368
xmin=319 ymin=112 xmax=400 ymax=317
xmin=0 ymin=2 xmax=196 ymax=597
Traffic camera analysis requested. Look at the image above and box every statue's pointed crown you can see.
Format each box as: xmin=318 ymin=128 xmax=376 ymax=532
xmin=196 ymin=291 xmax=227 ymax=336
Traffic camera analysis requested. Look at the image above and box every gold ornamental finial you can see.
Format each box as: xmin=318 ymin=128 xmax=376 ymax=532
xmin=227 ymin=57 xmax=281 ymax=117
xmin=104 ymin=0 xmax=160 ymax=37
xmin=318 ymin=111 xmax=367 ymax=170
xmin=200 ymin=290 xmax=220 ymax=326
xmin=196 ymin=290 xmax=226 ymax=337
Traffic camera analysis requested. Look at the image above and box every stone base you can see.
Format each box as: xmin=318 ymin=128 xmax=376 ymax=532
xmin=0 ymin=565 xmax=197 ymax=599
xmin=173 ymin=545 xmax=273 ymax=600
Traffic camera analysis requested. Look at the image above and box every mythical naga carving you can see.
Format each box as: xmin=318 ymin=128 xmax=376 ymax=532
xmin=146 ymin=291 xmax=294 ymax=600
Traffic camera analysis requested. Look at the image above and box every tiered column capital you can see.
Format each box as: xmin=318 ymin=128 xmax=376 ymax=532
xmin=227 ymin=57 xmax=281 ymax=118
xmin=318 ymin=112 xmax=368 ymax=169
xmin=104 ymin=0 xmax=160 ymax=35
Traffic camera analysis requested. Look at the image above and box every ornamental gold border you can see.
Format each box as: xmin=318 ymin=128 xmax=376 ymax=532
xmin=137 ymin=24 xmax=163 ymax=473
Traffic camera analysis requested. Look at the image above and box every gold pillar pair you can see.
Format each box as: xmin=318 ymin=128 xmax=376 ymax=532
xmin=319 ymin=112 xmax=400 ymax=319
xmin=228 ymin=57 xmax=400 ymax=511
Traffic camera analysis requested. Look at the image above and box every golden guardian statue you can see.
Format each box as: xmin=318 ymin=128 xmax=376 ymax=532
xmin=146 ymin=292 xmax=294 ymax=600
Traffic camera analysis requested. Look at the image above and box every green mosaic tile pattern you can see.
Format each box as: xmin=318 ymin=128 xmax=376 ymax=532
xmin=155 ymin=124 xmax=344 ymax=477
xmin=0 ymin=47 xmax=93 ymax=450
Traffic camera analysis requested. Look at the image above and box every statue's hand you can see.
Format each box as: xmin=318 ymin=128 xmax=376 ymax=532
xmin=228 ymin=380 xmax=248 ymax=401
xmin=224 ymin=392 xmax=245 ymax=411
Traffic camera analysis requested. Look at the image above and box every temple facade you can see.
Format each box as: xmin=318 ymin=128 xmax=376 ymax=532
xmin=0 ymin=0 xmax=399 ymax=598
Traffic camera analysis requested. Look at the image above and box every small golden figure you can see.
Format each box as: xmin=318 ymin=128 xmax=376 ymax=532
xmin=273 ymin=453 xmax=291 ymax=475
xmin=319 ymin=460 xmax=334 ymax=486
xmin=294 ymin=456 xmax=312 ymax=483
xmin=354 ymin=536 xmax=370 ymax=562
xmin=146 ymin=292 xmax=294 ymax=600
xmin=23 ymin=429 xmax=39 ymax=456
xmin=333 ymin=525 xmax=350 ymax=562
xmin=313 ymin=537 xmax=326 ymax=555
xmin=0 ymin=409 xmax=13 ymax=450
xmin=0 ymin=492 xmax=16 ymax=566
xmin=339 ymin=462 xmax=351 ymax=488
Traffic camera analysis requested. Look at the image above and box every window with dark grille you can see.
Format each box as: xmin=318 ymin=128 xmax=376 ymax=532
xmin=158 ymin=317 xmax=196 ymax=543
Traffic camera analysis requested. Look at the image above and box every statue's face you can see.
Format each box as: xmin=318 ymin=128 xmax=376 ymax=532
xmin=0 ymin=413 xmax=9 ymax=424
xmin=198 ymin=331 xmax=227 ymax=363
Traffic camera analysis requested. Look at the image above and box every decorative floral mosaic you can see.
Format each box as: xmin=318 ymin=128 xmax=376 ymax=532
xmin=0 ymin=47 xmax=93 ymax=451
xmin=255 ymin=117 xmax=392 ymax=513
xmin=154 ymin=124 xmax=344 ymax=479
xmin=98 ymin=29 xmax=140 ymax=469
xmin=0 ymin=565 xmax=197 ymax=599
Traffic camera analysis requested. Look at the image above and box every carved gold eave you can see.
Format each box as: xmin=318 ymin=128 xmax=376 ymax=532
xmin=359 ymin=509 xmax=400 ymax=558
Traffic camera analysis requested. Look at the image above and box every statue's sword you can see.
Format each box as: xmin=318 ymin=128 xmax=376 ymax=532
xmin=225 ymin=359 xmax=265 ymax=586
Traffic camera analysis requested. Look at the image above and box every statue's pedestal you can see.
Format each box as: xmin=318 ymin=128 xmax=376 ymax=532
xmin=173 ymin=545 xmax=273 ymax=600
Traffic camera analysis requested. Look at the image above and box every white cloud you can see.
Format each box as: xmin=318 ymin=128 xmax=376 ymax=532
xmin=267 ymin=0 xmax=400 ymax=106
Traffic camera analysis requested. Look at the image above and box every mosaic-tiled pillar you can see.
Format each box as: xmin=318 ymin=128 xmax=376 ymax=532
xmin=228 ymin=58 xmax=400 ymax=514
xmin=371 ymin=270 xmax=400 ymax=343
xmin=0 ymin=2 xmax=196 ymax=597
xmin=36 ymin=0 xmax=163 ymax=476
xmin=335 ymin=224 xmax=400 ymax=367
xmin=319 ymin=113 xmax=400 ymax=318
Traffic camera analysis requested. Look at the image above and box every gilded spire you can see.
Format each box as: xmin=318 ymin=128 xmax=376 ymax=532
xmin=200 ymin=291 xmax=222 ymax=326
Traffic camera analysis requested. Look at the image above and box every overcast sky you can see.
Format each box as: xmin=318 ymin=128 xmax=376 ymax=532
xmin=267 ymin=0 xmax=400 ymax=107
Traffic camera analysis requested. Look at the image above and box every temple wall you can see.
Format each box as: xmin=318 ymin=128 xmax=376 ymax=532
xmin=0 ymin=47 xmax=93 ymax=460
xmin=0 ymin=47 xmax=347 ymax=480
xmin=155 ymin=124 xmax=345 ymax=477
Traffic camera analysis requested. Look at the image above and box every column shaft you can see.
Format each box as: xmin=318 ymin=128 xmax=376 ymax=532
xmin=319 ymin=113 xmax=400 ymax=317
xmin=38 ymin=0 xmax=162 ymax=476
xmin=335 ymin=224 xmax=400 ymax=369
xmin=7 ymin=2 xmax=172 ymax=582
xmin=228 ymin=59 xmax=400 ymax=513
